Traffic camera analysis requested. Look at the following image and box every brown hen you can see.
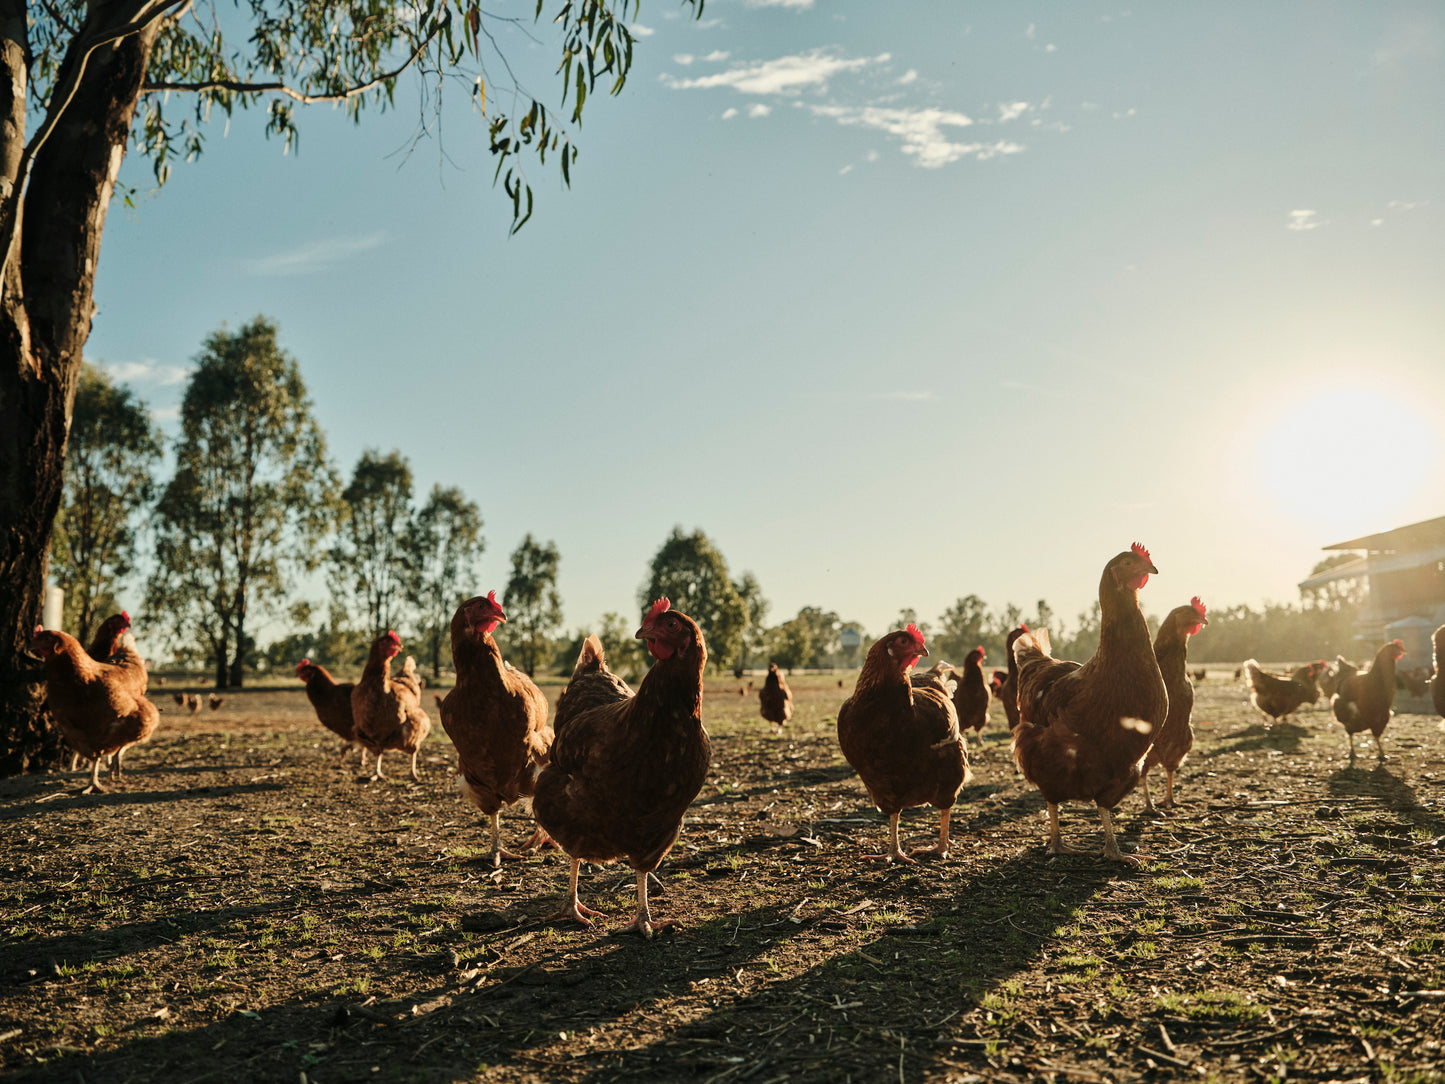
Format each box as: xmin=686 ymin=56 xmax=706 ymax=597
xmin=758 ymin=662 xmax=793 ymax=730
xmin=837 ymin=625 xmax=971 ymax=864
xmin=295 ymin=659 xmax=364 ymax=768
xmin=32 ymin=627 xmax=159 ymax=794
xmin=533 ymin=599 xmax=711 ymax=937
xmin=1332 ymin=639 xmax=1406 ymax=761
xmin=440 ymin=591 xmax=554 ymax=866
xmin=351 ymin=631 xmax=431 ymax=781
xmin=1141 ymin=597 xmax=1207 ymax=814
xmin=1011 ymin=544 xmax=1167 ymax=866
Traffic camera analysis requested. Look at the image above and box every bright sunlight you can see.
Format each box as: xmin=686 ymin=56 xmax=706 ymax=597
xmin=1256 ymin=383 xmax=1438 ymax=539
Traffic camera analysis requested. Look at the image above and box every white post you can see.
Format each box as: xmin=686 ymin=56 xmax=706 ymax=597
xmin=43 ymin=585 xmax=63 ymax=630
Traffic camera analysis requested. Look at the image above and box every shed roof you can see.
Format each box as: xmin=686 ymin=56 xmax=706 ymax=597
xmin=1325 ymin=514 xmax=1445 ymax=552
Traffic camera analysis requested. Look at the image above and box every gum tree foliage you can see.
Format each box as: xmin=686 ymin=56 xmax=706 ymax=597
xmin=502 ymin=534 xmax=562 ymax=677
xmin=0 ymin=0 xmax=700 ymax=773
xmin=406 ymin=484 xmax=484 ymax=678
xmin=51 ymin=363 xmax=163 ymax=643
xmin=145 ymin=318 xmax=338 ymax=689
xmin=640 ymin=527 xmax=747 ymax=672
xmin=330 ymin=449 xmax=414 ymax=639
xmin=731 ymin=570 xmax=767 ymax=675
xmin=932 ymin=594 xmax=990 ymax=667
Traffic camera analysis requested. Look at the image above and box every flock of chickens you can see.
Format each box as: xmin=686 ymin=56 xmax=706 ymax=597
xmin=30 ymin=544 xmax=1445 ymax=936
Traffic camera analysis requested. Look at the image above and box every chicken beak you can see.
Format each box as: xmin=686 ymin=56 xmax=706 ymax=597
xmin=919 ymin=645 xmax=930 ymax=658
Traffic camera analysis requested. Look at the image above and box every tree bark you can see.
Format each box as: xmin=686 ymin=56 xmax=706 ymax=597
xmin=0 ymin=20 xmax=160 ymax=774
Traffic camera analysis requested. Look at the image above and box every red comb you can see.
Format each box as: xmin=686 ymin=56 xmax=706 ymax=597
xmin=121 ymin=610 xmax=131 ymax=624
xmin=646 ymin=598 xmax=671 ymax=621
xmin=1190 ymin=597 xmax=1206 ymax=619
xmin=300 ymin=658 xmax=310 ymax=666
xmin=386 ymin=630 xmax=400 ymax=644
xmin=1131 ymin=542 xmax=1151 ymax=562
xmin=1394 ymin=639 xmax=1405 ymax=648
xmin=486 ymin=590 xmax=498 ymax=606
xmin=905 ymin=623 xmax=926 ymax=648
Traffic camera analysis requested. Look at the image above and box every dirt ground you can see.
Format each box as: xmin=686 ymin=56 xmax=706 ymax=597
xmin=1 ymin=667 xmax=1443 ymax=1084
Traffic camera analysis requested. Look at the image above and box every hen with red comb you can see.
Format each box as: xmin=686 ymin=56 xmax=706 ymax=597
xmin=533 ymin=600 xmax=711 ymax=937
xmin=1331 ymin=638 xmax=1407 ymax=761
xmin=440 ymin=593 xmax=555 ymax=866
xmin=1009 ymin=545 xmax=1167 ymax=866
xmin=836 ymin=626 xmax=971 ymax=863
xmin=350 ymin=629 xmax=431 ymax=781
xmin=1141 ymin=598 xmax=1209 ymax=814
xmin=296 ymin=658 xmax=365 ymax=768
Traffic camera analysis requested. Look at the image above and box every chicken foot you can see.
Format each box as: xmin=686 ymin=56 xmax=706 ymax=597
xmin=619 ymin=868 xmax=675 ymax=939
xmin=862 ymin=812 xmax=916 ymax=864
xmin=1140 ymin=770 xmax=1175 ymax=816
xmin=486 ymin=811 xmax=528 ymax=867
xmin=408 ymin=748 xmax=423 ymax=782
xmin=550 ymin=857 xmax=605 ymax=927
xmin=369 ymin=751 xmax=387 ymax=782
xmin=1096 ymin=803 xmax=1149 ymax=867
xmin=79 ymin=755 xmax=109 ymax=795
xmin=1044 ymin=803 xmax=1096 ymax=857
xmin=908 ymin=807 xmax=953 ymax=859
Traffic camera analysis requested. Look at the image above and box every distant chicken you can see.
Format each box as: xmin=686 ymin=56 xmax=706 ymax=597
xmin=1332 ymin=639 xmax=1406 ymax=761
xmin=351 ymin=631 xmax=431 ymax=781
xmin=1191 ymin=668 xmax=1207 ymax=683
xmin=758 ymin=662 xmax=793 ymax=730
xmin=1141 ymin=598 xmax=1207 ymax=814
xmin=32 ymin=627 xmax=159 ymax=794
xmin=952 ymin=646 xmax=991 ymax=739
xmin=1433 ymin=625 xmax=1445 ymax=720
xmin=208 ymin=694 xmax=224 ymax=711
xmin=1396 ymin=666 xmax=1431 ymax=698
xmin=172 ymin=692 xmax=187 ymax=707
xmin=995 ymin=628 xmax=1027 ymax=731
xmin=533 ymin=599 xmax=711 ymax=937
xmin=440 ymin=592 xmax=554 ymax=867
xmin=186 ymin=694 xmax=201 ymax=714
xmin=1011 ymin=544 xmax=1167 ymax=866
xmin=836 ymin=625 xmax=970 ymax=863
xmin=295 ymin=659 xmax=364 ymax=767
xmin=1242 ymin=660 xmax=1319 ymax=725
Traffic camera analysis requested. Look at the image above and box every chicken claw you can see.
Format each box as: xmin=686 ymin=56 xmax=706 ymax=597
xmin=863 ymin=813 xmax=917 ymax=864
xmin=907 ymin=808 xmax=953 ymax=859
xmin=550 ymin=858 xmax=607 ymax=927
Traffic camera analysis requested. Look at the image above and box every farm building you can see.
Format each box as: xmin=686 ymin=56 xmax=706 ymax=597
xmin=1299 ymin=514 xmax=1445 ymax=657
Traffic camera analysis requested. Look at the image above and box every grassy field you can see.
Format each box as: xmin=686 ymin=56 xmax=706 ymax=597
xmin=1 ymin=669 xmax=1442 ymax=1082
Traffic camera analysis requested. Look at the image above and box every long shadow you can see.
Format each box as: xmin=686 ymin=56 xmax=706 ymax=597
xmin=1201 ymin=721 xmax=1312 ymax=756
xmin=0 ymin=781 xmax=286 ymax=821
xmin=1328 ymin=763 xmax=1445 ymax=835
xmin=1 ymin=840 xmax=1129 ymax=1084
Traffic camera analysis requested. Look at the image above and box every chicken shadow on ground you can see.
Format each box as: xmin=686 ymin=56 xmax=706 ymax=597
xmin=1202 ymin=721 xmax=1313 ymax=756
xmin=1327 ymin=763 xmax=1445 ymax=835
xmin=0 ymin=780 xmax=286 ymax=821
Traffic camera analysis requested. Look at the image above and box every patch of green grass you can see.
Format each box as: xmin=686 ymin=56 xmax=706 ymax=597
xmin=1155 ymin=989 xmax=1264 ymax=1021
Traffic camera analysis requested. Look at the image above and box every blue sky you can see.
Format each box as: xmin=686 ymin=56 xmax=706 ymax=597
xmin=89 ymin=1 xmax=1445 ymax=647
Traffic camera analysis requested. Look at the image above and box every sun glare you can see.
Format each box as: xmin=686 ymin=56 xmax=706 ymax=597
xmin=1255 ymin=384 xmax=1438 ymax=538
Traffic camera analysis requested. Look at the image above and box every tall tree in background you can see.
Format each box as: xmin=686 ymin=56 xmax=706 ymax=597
xmin=51 ymin=364 xmax=163 ymax=643
xmin=502 ymin=535 xmax=562 ymax=677
xmin=641 ymin=527 xmax=748 ymax=671
xmin=934 ymin=594 xmax=990 ymax=665
xmin=732 ymin=571 xmax=768 ymax=675
xmin=146 ymin=318 xmax=337 ymax=688
xmin=0 ymin=0 xmax=699 ymax=773
xmin=407 ymin=485 xmax=485 ymax=678
xmin=330 ymin=449 xmax=414 ymax=638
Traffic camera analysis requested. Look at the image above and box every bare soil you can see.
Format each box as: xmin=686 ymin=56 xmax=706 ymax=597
xmin=1 ymin=670 xmax=1443 ymax=1083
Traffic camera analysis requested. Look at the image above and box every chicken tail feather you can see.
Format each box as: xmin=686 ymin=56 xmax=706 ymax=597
xmin=571 ymin=635 xmax=607 ymax=682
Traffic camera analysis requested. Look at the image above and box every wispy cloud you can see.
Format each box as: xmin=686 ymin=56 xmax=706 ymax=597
xmin=998 ymin=101 xmax=1030 ymax=123
xmin=748 ymin=103 xmax=772 ymax=118
xmin=245 ymin=232 xmax=387 ymax=276
xmin=664 ymin=49 xmax=884 ymax=95
xmin=897 ymin=69 xmax=918 ymax=85
xmin=631 ymin=23 xmax=654 ymax=37
xmin=674 ymin=53 xmax=696 ymax=65
xmin=809 ymin=104 xmax=1022 ymax=168
xmin=103 ymin=359 xmax=192 ymax=387
xmin=701 ymin=50 xmax=731 ymax=63
xmin=150 ymin=405 xmax=182 ymax=424
xmin=1287 ymin=209 xmax=1322 ymax=232
xmin=721 ymin=107 xmax=739 ymax=120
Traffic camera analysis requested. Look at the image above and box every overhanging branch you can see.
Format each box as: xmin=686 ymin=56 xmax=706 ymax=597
xmin=143 ymin=28 xmax=439 ymax=105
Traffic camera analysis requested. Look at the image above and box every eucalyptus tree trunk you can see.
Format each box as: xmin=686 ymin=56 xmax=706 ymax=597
xmin=0 ymin=18 xmax=161 ymax=773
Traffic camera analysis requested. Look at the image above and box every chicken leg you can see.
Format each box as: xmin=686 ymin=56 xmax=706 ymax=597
xmin=408 ymin=748 xmax=423 ymax=782
xmin=621 ymin=868 xmax=675 ymax=938
xmin=862 ymin=812 xmax=916 ymax=865
xmin=80 ymin=756 xmax=108 ymax=795
xmin=908 ymin=808 xmax=953 ymax=859
xmin=550 ymin=857 xmax=605 ymax=927
xmin=487 ymin=811 xmax=526 ymax=868
xmin=1096 ymin=804 xmax=1149 ymax=867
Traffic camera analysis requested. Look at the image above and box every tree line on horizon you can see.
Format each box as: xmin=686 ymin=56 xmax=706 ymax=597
xmin=57 ymin=319 xmax=1371 ymax=688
